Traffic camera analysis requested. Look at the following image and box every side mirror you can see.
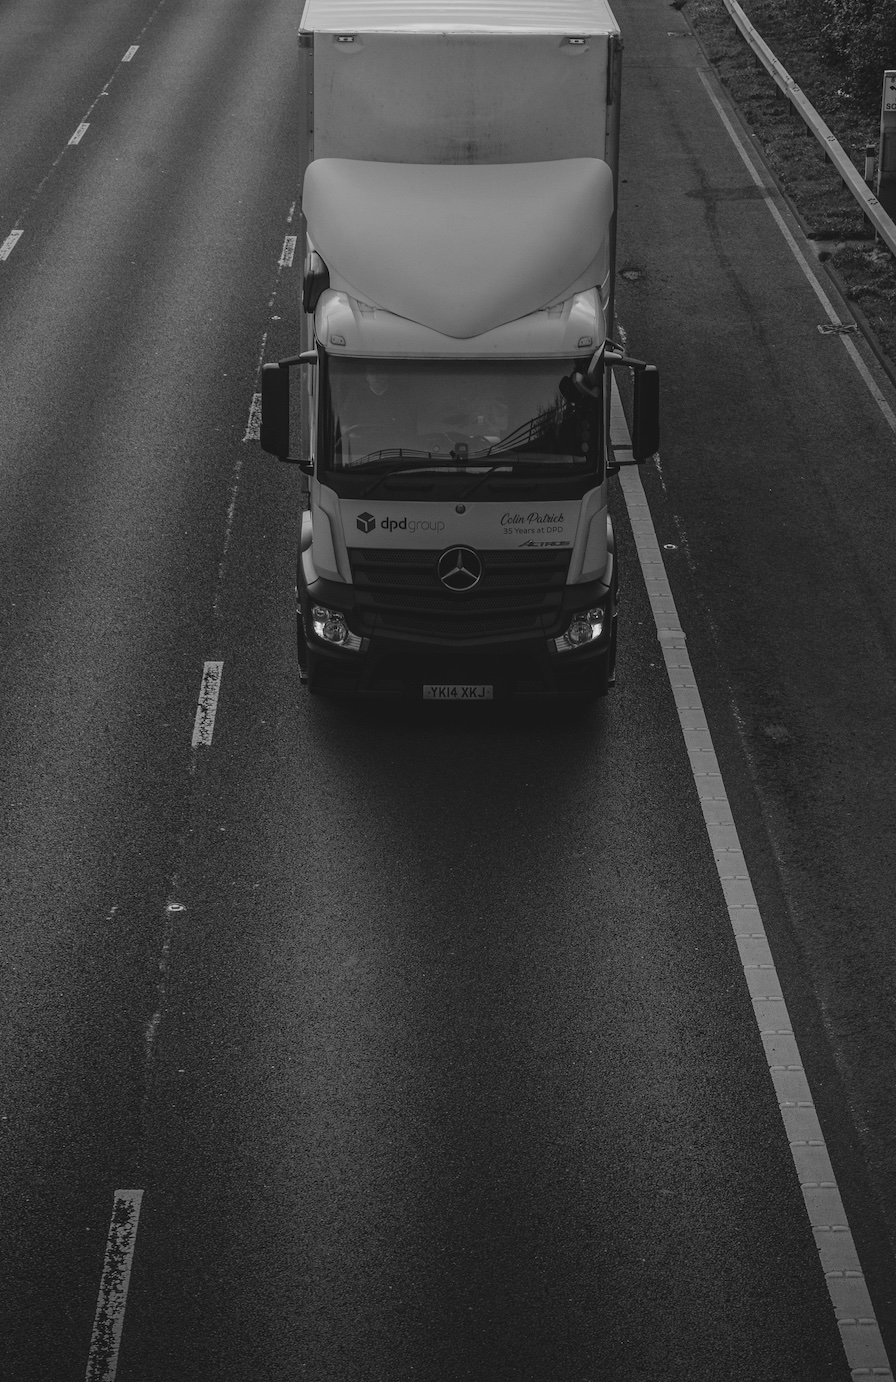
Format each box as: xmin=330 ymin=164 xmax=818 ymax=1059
xmin=603 ymin=349 xmax=660 ymax=465
xmin=260 ymin=363 xmax=290 ymax=458
xmin=632 ymin=364 xmax=659 ymax=462
xmin=259 ymin=352 xmax=316 ymax=470
xmin=569 ymin=371 xmax=601 ymax=400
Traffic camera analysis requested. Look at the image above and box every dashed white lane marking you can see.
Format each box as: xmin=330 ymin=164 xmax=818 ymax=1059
xmin=191 ymin=660 xmax=223 ymax=748
xmin=85 ymin=1190 xmax=143 ymax=1382
xmin=241 ymin=202 xmax=297 ymax=443
xmin=1 ymin=6 xmax=163 ymax=263
xmin=697 ymin=66 xmax=896 ymax=437
xmin=221 ymin=203 xmax=295 ymax=617
xmin=611 ymin=378 xmax=893 ymax=1381
xmin=224 ymin=204 xmax=298 ymax=601
xmin=0 ymin=229 xmax=23 ymax=260
xmin=243 ymin=391 xmax=262 ymax=443
xmin=144 ymin=895 xmax=184 ymax=1064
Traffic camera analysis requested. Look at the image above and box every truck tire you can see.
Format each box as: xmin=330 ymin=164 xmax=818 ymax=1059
xmin=296 ymin=616 xmax=311 ymax=689
xmin=305 ymin=655 xmax=324 ymax=696
xmin=571 ymin=618 xmax=617 ymax=704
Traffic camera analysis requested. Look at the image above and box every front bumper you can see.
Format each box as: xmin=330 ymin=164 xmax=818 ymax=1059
xmin=298 ymin=577 xmax=616 ymax=701
xmin=306 ymin=629 xmax=613 ymax=699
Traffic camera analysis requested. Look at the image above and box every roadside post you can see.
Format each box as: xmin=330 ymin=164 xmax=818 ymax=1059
xmin=876 ymin=70 xmax=896 ymax=221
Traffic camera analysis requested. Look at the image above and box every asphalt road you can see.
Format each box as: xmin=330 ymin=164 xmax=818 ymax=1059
xmin=0 ymin=0 xmax=894 ymax=1378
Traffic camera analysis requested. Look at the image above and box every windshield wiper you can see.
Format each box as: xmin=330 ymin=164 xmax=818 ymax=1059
xmin=358 ymin=460 xmax=461 ymax=496
xmin=456 ymin=464 xmax=514 ymax=500
xmin=344 ymin=449 xmax=432 ymax=470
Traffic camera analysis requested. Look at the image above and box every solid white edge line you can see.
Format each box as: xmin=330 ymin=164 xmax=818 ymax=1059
xmin=612 ymin=379 xmax=893 ymax=1381
xmin=0 ymin=229 xmax=23 ymax=260
xmin=192 ymin=660 xmax=223 ymax=748
xmin=85 ymin=1189 xmax=143 ymax=1382
xmin=696 ymin=66 xmax=896 ymax=437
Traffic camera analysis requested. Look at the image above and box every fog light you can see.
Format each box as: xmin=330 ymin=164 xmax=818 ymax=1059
xmin=310 ymin=605 xmax=363 ymax=651
xmin=553 ymin=607 xmax=606 ymax=653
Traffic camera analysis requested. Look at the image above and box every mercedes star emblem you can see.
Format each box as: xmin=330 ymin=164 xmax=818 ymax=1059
xmin=437 ymin=546 xmax=483 ymax=593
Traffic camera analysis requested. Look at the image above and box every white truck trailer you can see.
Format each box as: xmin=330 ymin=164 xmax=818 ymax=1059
xmin=261 ymin=0 xmax=658 ymax=702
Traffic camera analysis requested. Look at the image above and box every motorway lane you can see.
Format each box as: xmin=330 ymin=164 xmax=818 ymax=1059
xmin=612 ymin=0 xmax=896 ymax=1345
xmin=0 ymin=0 xmax=890 ymax=1377
xmin=116 ymin=512 xmax=849 ymax=1380
xmin=0 ymin=0 xmax=303 ymax=1371
xmin=0 ymin=0 xmax=164 ymax=224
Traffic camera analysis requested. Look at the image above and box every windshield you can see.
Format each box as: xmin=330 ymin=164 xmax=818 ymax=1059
xmin=321 ymin=357 xmax=600 ymax=476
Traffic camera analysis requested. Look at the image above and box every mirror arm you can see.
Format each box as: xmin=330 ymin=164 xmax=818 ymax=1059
xmin=570 ymin=371 xmax=601 ymax=400
xmin=603 ymin=348 xmax=650 ymax=370
xmin=278 ymin=350 xmax=317 ymax=367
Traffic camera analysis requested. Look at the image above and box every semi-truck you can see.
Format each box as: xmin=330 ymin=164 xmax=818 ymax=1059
xmin=261 ymin=0 xmax=658 ymax=702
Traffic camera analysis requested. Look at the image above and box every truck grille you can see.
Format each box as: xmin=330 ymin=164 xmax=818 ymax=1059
xmin=348 ymin=547 xmax=571 ymax=639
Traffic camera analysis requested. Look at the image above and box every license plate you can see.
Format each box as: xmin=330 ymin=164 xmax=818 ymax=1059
xmin=423 ymin=684 xmax=493 ymax=700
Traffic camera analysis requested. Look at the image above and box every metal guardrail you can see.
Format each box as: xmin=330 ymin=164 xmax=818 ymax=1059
xmin=720 ymin=0 xmax=896 ymax=259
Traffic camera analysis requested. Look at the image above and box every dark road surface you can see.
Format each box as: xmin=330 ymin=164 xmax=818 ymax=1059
xmin=0 ymin=0 xmax=894 ymax=1377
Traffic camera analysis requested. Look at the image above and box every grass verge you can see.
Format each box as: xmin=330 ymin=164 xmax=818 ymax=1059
xmin=686 ymin=0 xmax=896 ymax=370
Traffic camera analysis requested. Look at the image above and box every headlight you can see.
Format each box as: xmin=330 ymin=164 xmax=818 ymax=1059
xmin=310 ymin=605 xmax=363 ymax=651
xmin=553 ymin=607 xmax=606 ymax=653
